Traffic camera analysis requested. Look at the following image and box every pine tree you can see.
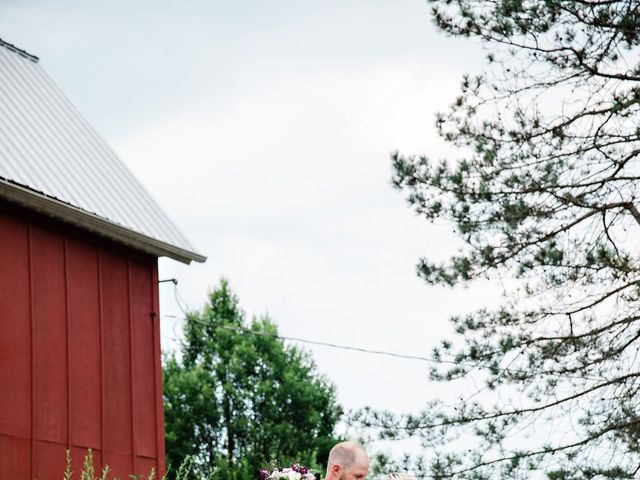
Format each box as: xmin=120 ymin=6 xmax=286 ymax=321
xmin=357 ymin=2 xmax=640 ymax=478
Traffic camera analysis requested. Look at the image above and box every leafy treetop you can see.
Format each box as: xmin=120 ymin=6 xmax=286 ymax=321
xmin=164 ymin=280 xmax=342 ymax=480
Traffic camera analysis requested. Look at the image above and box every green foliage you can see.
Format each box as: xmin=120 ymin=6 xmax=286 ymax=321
xmin=356 ymin=0 xmax=640 ymax=478
xmin=164 ymin=279 xmax=342 ymax=479
xmin=79 ymin=449 xmax=109 ymax=480
xmin=62 ymin=450 xmax=196 ymax=480
xmin=64 ymin=449 xmax=73 ymax=480
xmin=59 ymin=449 xmax=122 ymax=480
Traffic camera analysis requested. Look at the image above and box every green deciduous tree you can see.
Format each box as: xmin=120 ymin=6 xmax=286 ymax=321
xmin=355 ymin=1 xmax=640 ymax=478
xmin=164 ymin=280 xmax=342 ymax=479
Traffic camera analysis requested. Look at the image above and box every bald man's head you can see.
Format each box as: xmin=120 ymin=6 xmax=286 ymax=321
xmin=326 ymin=442 xmax=369 ymax=480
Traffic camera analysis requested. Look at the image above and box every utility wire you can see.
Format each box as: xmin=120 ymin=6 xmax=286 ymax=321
xmin=161 ymin=282 xmax=604 ymax=381
xmin=163 ymin=314 xmax=457 ymax=365
xmin=159 ymin=282 xmax=611 ymax=458
xmin=162 ymin=312 xmax=604 ymax=383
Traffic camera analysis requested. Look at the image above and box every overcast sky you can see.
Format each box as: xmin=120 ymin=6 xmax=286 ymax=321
xmin=0 ymin=0 xmax=502 ymax=456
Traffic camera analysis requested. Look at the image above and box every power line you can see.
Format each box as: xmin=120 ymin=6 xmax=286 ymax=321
xmin=161 ymin=281 xmax=451 ymax=365
xmin=162 ymin=313 xmax=604 ymax=383
xmin=161 ymin=282 xmax=603 ymax=381
xmin=163 ymin=314 xmax=456 ymax=365
xmin=159 ymin=283 xmax=612 ymax=449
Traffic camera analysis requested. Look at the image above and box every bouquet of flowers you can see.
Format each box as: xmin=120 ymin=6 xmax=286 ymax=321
xmin=260 ymin=464 xmax=317 ymax=480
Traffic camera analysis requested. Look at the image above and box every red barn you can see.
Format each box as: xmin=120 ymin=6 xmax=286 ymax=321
xmin=0 ymin=39 xmax=205 ymax=479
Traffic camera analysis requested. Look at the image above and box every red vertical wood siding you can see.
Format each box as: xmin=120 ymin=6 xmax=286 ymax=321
xmin=0 ymin=435 xmax=30 ymax=479
xmin=131 ymin=261 xmax=157 ymax=460
xmin=0 ymin=213 xmax=31 ymax=438
xmin=151 ymin=263 xmax=167 ymax=475
xmin=0 ymin=213 xmax=31 ymax=476
xmin=33 ymin=440 xmax=67 ymax=480
xmin=0 ymin=206 xmax=166 ymax=479
xmin=31 ymin=225 xmax=68 ymax=445
xmin=67 ymin=238 xmax=102 ymax=451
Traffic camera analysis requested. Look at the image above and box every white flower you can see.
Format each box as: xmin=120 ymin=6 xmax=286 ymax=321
xmin=265 ymin=464 xmax=314 ymax=480
xmin=270 ymin=470 xmax=301 ymax=480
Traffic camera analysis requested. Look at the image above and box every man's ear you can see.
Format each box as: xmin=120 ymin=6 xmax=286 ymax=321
xmin=332 ymin=464 xmax=342 ymax=476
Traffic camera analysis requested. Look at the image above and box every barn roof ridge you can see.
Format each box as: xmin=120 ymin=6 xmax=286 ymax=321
xmin=0 ymin=37 xmax=39 ymax=62
xmin=0 ymin=37 xmax=206 ymax=264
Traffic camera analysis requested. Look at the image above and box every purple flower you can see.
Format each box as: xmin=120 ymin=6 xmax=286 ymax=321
xmin=261 ymin=464 xmax=312 ymax=480
xmin=289 ymin=464 xmax=309 ymax=475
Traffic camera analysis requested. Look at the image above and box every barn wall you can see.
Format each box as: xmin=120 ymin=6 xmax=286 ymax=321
xmin=0 ymin=204 xmax=166 ymax=479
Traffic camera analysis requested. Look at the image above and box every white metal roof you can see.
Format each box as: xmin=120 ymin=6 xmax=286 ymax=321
xmin=0 ymin=39 xmax=205 ymax=264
